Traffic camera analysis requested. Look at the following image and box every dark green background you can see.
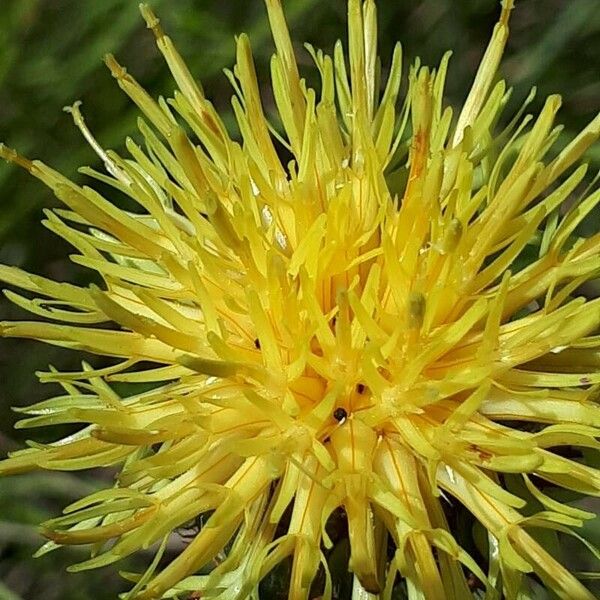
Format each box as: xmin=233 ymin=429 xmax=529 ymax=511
xmin=0 ymin=1 xmax=599 ymax=598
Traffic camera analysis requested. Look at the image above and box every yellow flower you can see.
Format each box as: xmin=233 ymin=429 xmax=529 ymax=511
xmin=1 ymin=0 xmax=600 ymax=598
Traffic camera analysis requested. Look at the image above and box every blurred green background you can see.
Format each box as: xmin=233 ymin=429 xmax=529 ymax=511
xmin=0 ymin=0 xmax=598 ymax=598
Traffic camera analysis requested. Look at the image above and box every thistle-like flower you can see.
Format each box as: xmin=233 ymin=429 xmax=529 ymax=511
xmin=1 ymin=0 xmax=600 ymax=598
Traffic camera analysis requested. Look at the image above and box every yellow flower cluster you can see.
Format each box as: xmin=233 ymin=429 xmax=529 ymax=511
xmin=1 ymin=1 xmax=599 ymax=598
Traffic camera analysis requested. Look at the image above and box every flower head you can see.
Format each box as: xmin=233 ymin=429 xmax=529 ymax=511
xmin=1 ymin=0 xmax=600 ymax=598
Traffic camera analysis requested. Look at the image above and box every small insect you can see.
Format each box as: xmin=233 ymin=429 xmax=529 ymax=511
xmin=177 ymin=514 xmax=206 ymax=541
xmin=333 ymin=407 xmax=347 ymax=422
xmin=356 ymin=383 xmax=365 ymax=394
xmin=253 ymin=338 xmax=261 ymax=349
